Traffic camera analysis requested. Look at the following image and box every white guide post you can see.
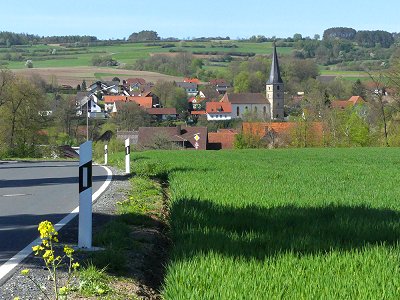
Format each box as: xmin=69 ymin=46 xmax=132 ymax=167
xmin=125 ymin=138 xmax=130 ymax=174
xmin=104 ymin=144 xmax=108 ymax=165
xmin=78 ymin=141 xmax=93 ymax=249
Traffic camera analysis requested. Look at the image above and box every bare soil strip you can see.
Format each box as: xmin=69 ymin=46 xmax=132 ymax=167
xmin=12 ymin=67 xmax=183 ymax=86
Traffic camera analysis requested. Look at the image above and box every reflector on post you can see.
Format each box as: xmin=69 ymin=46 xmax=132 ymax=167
xmin=78 ymin=141 xmax=92 ymax=249
xmin=104 ymin=144 xmax=108 ymax=165
xmin=125 ymin=138 xmax=130 ymax=174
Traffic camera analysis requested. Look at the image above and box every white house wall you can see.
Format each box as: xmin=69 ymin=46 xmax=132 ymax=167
xmin=207 ymin=113 xmax=232 ymax=121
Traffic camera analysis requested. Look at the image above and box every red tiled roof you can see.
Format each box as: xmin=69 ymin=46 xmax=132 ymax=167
xmin=131 ymin=96 xmax=153 ymax=108
xmin=184 ymin=78 xmax=201 ymax=84
xmin=103 ymin=95 xmax=127 ymax=103
xmin=206 ymin=102 xmax=232 ymax=114
xmin=331 ymin=96 xmax=365 ymax=109
xmin=209 ymin=79 xmax=229 ymax=86
xmin=331 ymin=100 xmax=353 ymax=109
xmin=348 ymin=95 xmax=365 ymax=104
xmin=103 ymin=95 xmax=153 ymax=108
xmin=146 ymin=108 xmax=177 ymax=115
xmin=208 ymin=131 xmax=237 ymax=149
xmin=126 ymin=78 xmax=146 ymax=85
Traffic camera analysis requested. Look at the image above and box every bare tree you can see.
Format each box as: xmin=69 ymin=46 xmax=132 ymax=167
xmin=366 ymin=71 xmax=389 ymax=146
xmin=0 ymin=69 xmax=14 ymax=107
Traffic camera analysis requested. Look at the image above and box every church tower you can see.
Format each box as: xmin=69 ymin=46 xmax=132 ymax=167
xmin=266 ymin=43 xmax=284 ymax=120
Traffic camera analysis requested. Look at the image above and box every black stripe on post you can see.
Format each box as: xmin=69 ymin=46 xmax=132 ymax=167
xmin=105 ymin=148 xmax=108 ymax=154
xmin=79 ymin=160 xmax=92 ymax=193
xmin=126 ymin=145 xmax=130 ymax=155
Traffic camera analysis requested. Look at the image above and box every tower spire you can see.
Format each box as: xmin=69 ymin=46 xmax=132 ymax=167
xmin=267 ymin=42 xmax=283 ymax=84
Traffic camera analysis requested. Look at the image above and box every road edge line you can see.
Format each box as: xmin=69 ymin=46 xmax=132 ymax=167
xmin=0 ymin=165 xmax=113 ymax=284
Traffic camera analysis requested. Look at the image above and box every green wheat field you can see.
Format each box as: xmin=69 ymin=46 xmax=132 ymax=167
xmin=113 ymin=148 xmax=400 ymax=299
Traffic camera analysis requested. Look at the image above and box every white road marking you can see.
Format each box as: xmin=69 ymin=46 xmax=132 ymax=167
xmin=0 ymin=165 xmax=112 ymax=282
xmin=2 ymin=194 xmax=28 ymax=197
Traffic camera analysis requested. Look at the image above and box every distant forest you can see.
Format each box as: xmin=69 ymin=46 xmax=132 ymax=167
xmin=1 ymin=27 xmax=398 ymax=47
xmin=0 ymin=32 xmax=99 ymax=46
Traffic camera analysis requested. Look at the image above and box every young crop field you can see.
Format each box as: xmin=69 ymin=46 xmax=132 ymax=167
xmin=3 ymin=41 xmax=291 ymax=70
xmin=117 ymin=148 xmax=400 ymax=299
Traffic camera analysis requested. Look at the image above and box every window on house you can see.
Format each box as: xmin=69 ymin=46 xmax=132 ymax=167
xmin=263 ymin=106 xmax=266 ymax=115
xmin=237 ymin=107 xmax=239 ymax=116
xmin=254 ymin=106 xmax=258 ymax=113
xmin=277 ymin=85 xmax=280 ymax=90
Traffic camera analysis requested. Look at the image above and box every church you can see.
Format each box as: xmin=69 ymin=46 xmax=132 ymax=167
xmin=220 ymin=43 xmax=284 ymax=121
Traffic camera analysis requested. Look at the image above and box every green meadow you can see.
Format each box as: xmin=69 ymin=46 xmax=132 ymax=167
xmin=2 ymin=41 xmax=290 ymax=69
xmin=112 ymin=148 xmax=400 ymax=299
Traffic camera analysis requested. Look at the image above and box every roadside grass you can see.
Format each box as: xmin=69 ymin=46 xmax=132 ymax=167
xmin=112 ymin=148 xmax=400 ymax=299
xmin=77 ymin=169 xmax=165 ymax=298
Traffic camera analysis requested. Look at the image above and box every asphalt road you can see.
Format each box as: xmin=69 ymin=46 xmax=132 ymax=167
xmin=0 ymin=161 xmax=109 ymax=266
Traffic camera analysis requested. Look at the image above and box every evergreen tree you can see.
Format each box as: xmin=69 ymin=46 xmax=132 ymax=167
xmin=352 ymin=79 xmax=366 ymax=99
xmin=81 ymin=80 xmax=87 ymax=91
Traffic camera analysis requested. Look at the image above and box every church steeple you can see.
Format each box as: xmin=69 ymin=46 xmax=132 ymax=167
xmin=266 ymin=42 xmax=284 ymax=120
xmin=267 ymin=43 xmax=283 ymax=84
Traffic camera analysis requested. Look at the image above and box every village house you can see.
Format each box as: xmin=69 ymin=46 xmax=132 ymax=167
xmin=137 ymin=125 xmax=207 ymax=150
xmin=176 ymin=82 xmax=198 ymax=96
xmin=103 ymin=95 xmax=155 ymax=113
xmin=75 ymin=92 xmax=105 ymax=118
xmin=87 ymin=80 xmax=119 ymax=95
xmin=331 ymin=95 xmax=366 ymax=110
xmin=205 ymin=102 xmax=232 ymax=121
xmin=146 ymin=107 xmax=178 ymax=120
xmin=209 ymin=79 xmax=231 ymax=94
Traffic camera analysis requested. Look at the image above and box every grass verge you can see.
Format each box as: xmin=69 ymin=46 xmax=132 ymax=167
xmin=75 ymin=172 xmax=168 ymax=299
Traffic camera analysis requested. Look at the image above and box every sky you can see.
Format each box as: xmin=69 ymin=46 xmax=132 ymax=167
xmin=0 ymin=0 xmax=399 ymax=40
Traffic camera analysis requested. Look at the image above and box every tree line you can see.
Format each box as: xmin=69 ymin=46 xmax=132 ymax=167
xmin=0 ymin=31 xmax=98 ymax=46
xmin=323 ymin=27 xmax=394 ymax=48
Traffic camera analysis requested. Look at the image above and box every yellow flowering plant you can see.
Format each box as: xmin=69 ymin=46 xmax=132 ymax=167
xmin=21 ymin=221 xmax=79 ymax=300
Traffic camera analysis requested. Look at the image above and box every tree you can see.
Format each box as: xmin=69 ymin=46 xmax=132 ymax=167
xmin=352 ymin=79 xmax=366 ymax=99
xmin=81 ymin=80 xmax=87 ymax=91
xmin=233 ymin=71 xmax=250 ymax=92
xmin=153 ymin=81 xmax=188 ymax=112
xmin=113 ymin=102 xmax=150 ymax=131
xmin=53 ymin=95 xmax=77 ymax=137
xmin=0 ymin=74 xmax=47 ymax=156
xmin=293 ymin=33 xmax=303 ymax=42
xmin=323 ymin=27 xmax=357 ymax=40
xmin=0 ymin=69 xmax=14 ymax=107
xmin=128 ymin=30 xmax=160 ymax=42
xmin=366 ymin=71 xmax=389 ymax=146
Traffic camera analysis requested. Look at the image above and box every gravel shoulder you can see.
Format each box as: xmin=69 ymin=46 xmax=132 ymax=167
xmin=0 ymin=166 xmax=168 ymax=299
